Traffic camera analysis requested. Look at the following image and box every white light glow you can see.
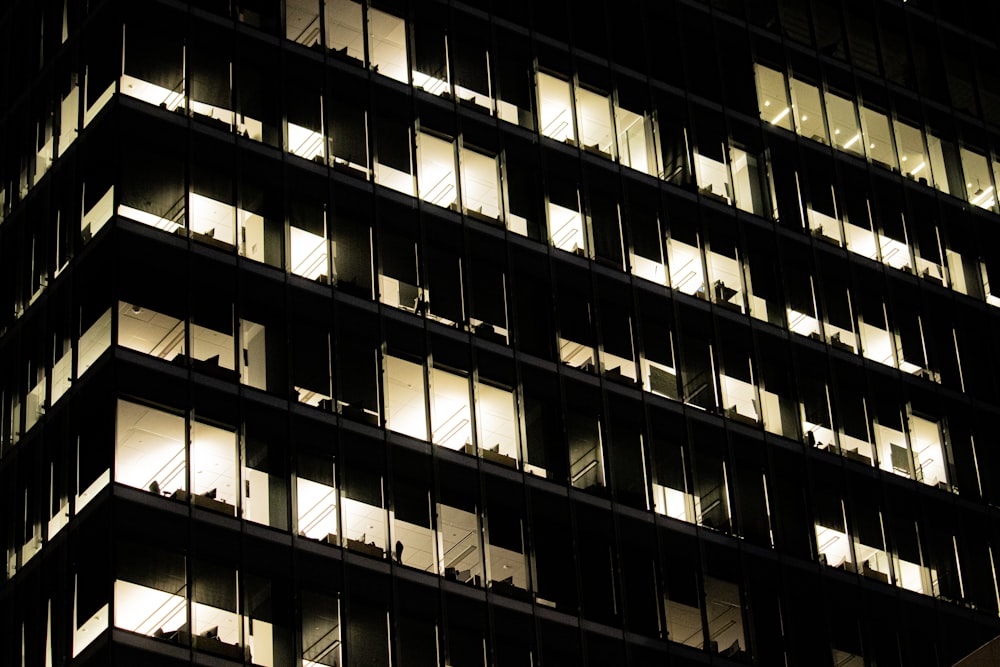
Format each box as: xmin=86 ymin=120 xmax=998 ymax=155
xmin=843 ymin=133 xmax=862 ymax=149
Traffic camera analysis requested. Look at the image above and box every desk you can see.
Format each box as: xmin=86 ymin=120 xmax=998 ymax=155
xmin=346 ymin=537 xmax=384 ymax=559
xmin=171 ymin=489 xmax=237 ymax=516
xmin=829 ymin=334 xmax=855 ymax=353
xmin=842 ymin=448 xmax=872 ymax=465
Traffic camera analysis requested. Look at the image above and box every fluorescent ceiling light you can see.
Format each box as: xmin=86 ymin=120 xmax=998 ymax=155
xmin=771 ymin=107 xmax=790 ymax=124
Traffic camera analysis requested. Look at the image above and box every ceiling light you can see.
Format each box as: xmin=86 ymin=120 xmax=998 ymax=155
xmin=801 ymin=115 xmax=808 ymax=121
xmin=910 ymin=161 xmax=926 ymax=175
xmin=843 ymin=133 xmax=862 ymax=149
xmin=771 ymin=107 xmax=791 ymax=124
xmin=971 ymin=186 xmax=994 ymax=206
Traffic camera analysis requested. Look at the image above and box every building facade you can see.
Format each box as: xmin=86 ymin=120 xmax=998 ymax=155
xmin=3 ymin=0 xmax=1000 ymax=664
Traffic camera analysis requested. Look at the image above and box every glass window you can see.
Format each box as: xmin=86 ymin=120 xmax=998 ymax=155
xmin=451 ymin=17 xmax=493 ymax=112
xmin=121 ymin=16 xmax=184 ymax=111
xmin=566 ymin=384 xmax=605 ymax=492
xmin=548 ymin=169 xmax=586 ymax=256
xmin=384 ymin=354 xmax=427 ymax=441
xmin=115 ymin=399 xmax=186 ymax=496
xmin=429 ymin=364 xmax=472 ymax=451
xmin=417 ymin=131 xmax=457 ymax=210
xmin=717 ymin=325 xmax=758 ymax=426
xmin=325 ymin=0 xmax=364 ymax=62
xmin=390 ymin=449 xmax=435 ymax=571
xmin=754 ymin=64 xmax=792 ymax=130
xmin=295 ymin=423 xmax=339 ymax=544
xmin=411 ymin=4 xmax=449 ymax=96
xmin=704 ymin=575 xmax=746 ymax=656
xmin=114 ymin=540 xmax=186 ymax=641
xmin=662 ymin=533 xmax=703 ymax=648
xmin=243 ymin=407 xmax=289 ymax=529
xmin=373 ymin=94 xmax=414 ymax=195
xmin=857 ymin=288 xmax=895 ymax=368
xmin=190 ymin=559 xmax=241 ymax=656
xmin=341 ymin=441 xmax=387 ymax=559
xmin=459 ymin=146 xmax=500 ymax=220
xmin=926 ymin=132 xmax=960 ymax=196
xmin=189 ymin=420 xmax=238 ymax=516
xmin=369 ymin=7 xmax=408 ymax=83
xmin=615 ymin=102 xmax=658 ymax=176
xmin=286 ymin=0 xmax=320 ymax=47
xmin=895 ymin=119 xmax=930 ymax=184
xmin=485 ymin=478 xmax=529 ymax=594
xmin=705 ymin=225 xmax=745 ymax=314
xmin=474 ymin=356 xmax=518 ymax=468
xmin=860 ymin=105 xmax=897 ymax=169
xmin=908 ymin=410 xmax=948 ymax=488
xmin=667 ymin=228 xmax=705 ymax=298
xmin=960 ymin=147 xmax=996 ymax=210
xmin=825 ymin=92 xmax=863 ymax=156
xmin=576 ymin=86 xmax=614 ymax=157
xmin=537 ymin=72 xmax=575 ymax=143
xmin=789 ymin=78 xmax=826 ymax=143
xmin=301 ymin=590 xmax=342 ymax=667
xmin=438 ymin=467 xmax=483 ymax=586
xmin=190 ymin=142 xmax=236 ymax=247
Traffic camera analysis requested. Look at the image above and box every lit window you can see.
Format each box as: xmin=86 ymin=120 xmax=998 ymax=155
xmin=753 ymin=64 xmax=792 ymax=131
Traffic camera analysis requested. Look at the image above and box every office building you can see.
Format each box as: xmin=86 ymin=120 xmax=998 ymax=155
xmin=3 ymin=0 xmax=1000 ymax=664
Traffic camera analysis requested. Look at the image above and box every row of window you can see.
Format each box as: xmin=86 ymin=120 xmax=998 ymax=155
xmin=12 ymin=0 xmax=1000 ymax=289
xmin=6 ymin=385 xmax=999 ymax=663
xmin=756 ymin=63 xmax=1000 ymax=212
xmin=3 ymin=224 xmax=986 ymax=501
xmin=5 ymin=301 xmax=995 ymax=616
